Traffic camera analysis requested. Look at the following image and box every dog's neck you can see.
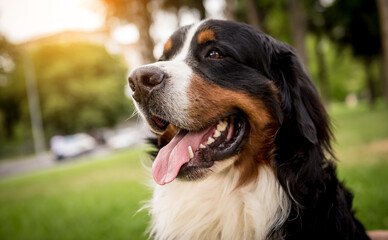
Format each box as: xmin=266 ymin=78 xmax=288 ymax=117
xmin=147 ymin=165 xmax=290 ymax=240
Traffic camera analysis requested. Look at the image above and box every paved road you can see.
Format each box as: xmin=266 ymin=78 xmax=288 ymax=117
xmin=0 ymin=123 xmax=152 ymax=179
xmin=0 ymin=146 xmax=112 ymax=179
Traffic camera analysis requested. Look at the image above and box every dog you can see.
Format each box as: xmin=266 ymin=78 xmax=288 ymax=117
xmin=128 ymin=19 xmax=370 ymax=240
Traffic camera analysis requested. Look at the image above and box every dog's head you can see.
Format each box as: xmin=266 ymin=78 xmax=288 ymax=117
xmin=128 ymin=19 xmax=331 ymax=186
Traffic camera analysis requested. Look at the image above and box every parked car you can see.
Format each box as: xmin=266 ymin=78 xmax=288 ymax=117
xmin=106 ymin=128 xmax=143 ymax=150
xmin=50 ymin=133 xmax=97 ymax=160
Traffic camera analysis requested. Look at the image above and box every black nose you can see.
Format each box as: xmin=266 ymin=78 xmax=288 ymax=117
xmin=128 ymin=66 xmax=166 ymax=103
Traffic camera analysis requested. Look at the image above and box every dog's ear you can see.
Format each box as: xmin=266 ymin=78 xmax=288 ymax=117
xmin=267 ymin=40 xmax=334 ymax=210
xmin=269 ymin=41 xmax=324 ymax=145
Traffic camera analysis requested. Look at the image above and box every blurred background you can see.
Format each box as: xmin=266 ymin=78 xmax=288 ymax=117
xmin=0 ymin=0 xmax=387 ymax=239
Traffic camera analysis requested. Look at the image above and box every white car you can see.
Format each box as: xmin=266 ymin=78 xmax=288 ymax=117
xmin=50 ymin=133 xmax=97 ymax=160
xmin=106 ymin=128 xmax=143 ymax=150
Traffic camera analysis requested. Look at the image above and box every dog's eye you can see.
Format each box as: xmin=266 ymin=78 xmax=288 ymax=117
xmin=207 ymin=50 xmax=222 ymax=59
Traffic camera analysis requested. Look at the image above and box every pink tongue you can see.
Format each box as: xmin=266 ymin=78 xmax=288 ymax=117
xmin=152 ymin=127 xmax=212 ymax=185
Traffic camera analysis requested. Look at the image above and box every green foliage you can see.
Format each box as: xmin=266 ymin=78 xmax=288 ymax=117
xmin=0 ymin=37 xmax=26 ymax=139
xmin=0 ymin=42 xmax=133 ymax=155
xmin=306 ymin=36 xmax=367 ymax=101
xmin=31 ymin=42 xmax=132 ymax=136
xmin=258 ymin=0 xmax=291 ymax=43
xmin=0 ymin=37 xmax=34 ymax=157
xmin=233 ymin=0 xmax=291 ymax=43
xmin=320 ymin=0 xmax=381 ymax=57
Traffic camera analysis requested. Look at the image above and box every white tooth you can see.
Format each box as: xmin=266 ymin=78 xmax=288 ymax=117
xmin=217 ymin=120 xmax=227 ymax=131
xmin=207 ymin=137 xmax=215 ymax=145
xmin=216 ymin=121 xmax=222 ymax=131
xmin=199 ymin=144 xmax=206 ymax=149
xmin=213 ymin=130 xmax=221 ymax=138
xmin=188 ymin=146 xmax=194 ymax=159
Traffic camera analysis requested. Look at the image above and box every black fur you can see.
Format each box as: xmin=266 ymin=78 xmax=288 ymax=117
xmin=268 ymin=31 xmax=369 ymax=240
xmin=148 ymin=20 xmax=369 ymax=239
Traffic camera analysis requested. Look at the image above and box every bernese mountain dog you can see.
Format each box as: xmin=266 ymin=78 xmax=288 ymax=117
xmin=128 ymin=19 xmax=370 ymax=240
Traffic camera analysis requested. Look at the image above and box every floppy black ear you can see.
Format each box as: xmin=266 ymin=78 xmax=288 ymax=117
xmin=267 ymin=39 xmax=334 ymax=210
xmin=269 ymin=41 xmax=327 ymax=145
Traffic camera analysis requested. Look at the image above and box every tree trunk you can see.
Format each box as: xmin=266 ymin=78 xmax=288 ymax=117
xmin=377 ymin=0 xmax=388 ymax=104
xmin=287 ymin=0 xmax=308 ymax=68
xmin=224 ymin=0 xmax=236 ymax=21
xmin=244 ymin=0 xmax=261 ymax=29
xmin=315 ymin=34 xmax=330 ymax=105
xmin=101 ymin=0 xmax=156 ymax=64
xmin=133 ymin=8 xmax=155 ymax=64
xmin=364 ymin=57 xmax=377 ymax=106
xmin=197 ymin=4 xmax=206 ymax=19
xmin=23 ymin=51 xmax=46 ymax=153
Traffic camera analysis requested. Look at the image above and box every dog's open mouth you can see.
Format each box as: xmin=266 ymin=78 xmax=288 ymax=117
xmin=151 ymin=115 xmax=248 ymax=185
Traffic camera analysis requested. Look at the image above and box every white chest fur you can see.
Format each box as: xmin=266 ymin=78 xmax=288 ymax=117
xmin=146 ymin=166 xmax=290 ymax=240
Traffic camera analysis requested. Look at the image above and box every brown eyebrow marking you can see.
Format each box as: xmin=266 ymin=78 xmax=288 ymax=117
xmin=197 ymin=29 xmax=216 ymax=44
xmin=163 ymin=39 xmax=172 ymax=53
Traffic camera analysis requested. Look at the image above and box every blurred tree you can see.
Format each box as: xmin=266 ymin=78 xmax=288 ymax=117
xmin=0 ymin=36 xmax=23 ymax=139
xmin=31 ymin=43 xmax=132 ymax=137
xmin=313 ymin=33 xmax=330 ymax=104
xmin=230 ymin=0 xmax=304 ymax=61
xmin=100 ymin=0 xmax=155 ymax=63
xmin=225 ymin=0 xmax=237 ymax=20
xmin=233 ymin=0 xmax=289 ymax=41
xmin=305 ymin=0 xmax=330 ymax=103
xmin=0 ymin=38 xmax=34 ymax=157
xmin=0 ymin=42 xmax=132 ymax=144
xmin=377 ymin=0 xmax=388 ymax=103
xmin=244 ymin=0 xmax=262 ymax=29
xmin=321 ymin=0 xmax=381 ymax=105
xmin=161 ymin=0 xmax=206 ymax=20
xmin=228 ymin=0 xmax=384 ymax=105
xmin=287 ymin=0 xmax=308 ymax=66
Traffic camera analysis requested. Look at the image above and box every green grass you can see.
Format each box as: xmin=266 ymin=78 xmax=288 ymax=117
xmin=329 ymin=101 xmax=388 ymax=230
xmin=0 ymin=148 xmax=152 ymax=240
xmin=0 ymin=102 xmax=387 ymax=239
xmin=338 ymin=163 xmax=388 ymax=230
xmin=330 ymin=101 xmax=388 ymax=148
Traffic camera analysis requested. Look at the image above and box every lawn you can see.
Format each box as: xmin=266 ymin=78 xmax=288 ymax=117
xmin=0 ymin=149 xmax=152 ymax=240
xmin=0 ymin=102 xmax=387 ymax=240
xmin=330 ymin=101 xmax=388 ymax=229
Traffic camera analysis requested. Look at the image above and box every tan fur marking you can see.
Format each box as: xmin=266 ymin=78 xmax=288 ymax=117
xmin=269 ymin=81 xmax=281 ymax=102
xmin=163 ymin=39 xmax=172 ymax=53
xmin=187 ymin=75 xmax=279 ymax=185
xmin=197 ymin=29 xmax=216 ymax=44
